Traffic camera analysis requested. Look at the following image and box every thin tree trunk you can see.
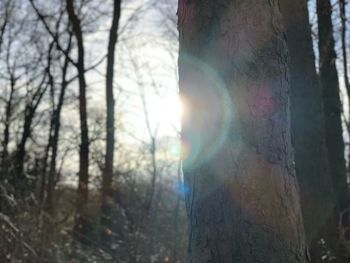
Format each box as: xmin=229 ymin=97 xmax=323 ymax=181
xmin=1 ymin=75 xmax=15 ymax=178
xmin=39 ymin=123 xmax=52 ymax=203
xmin=40 ymin=41 xmax=55 ymax=203
xmin=317 ymin=0 xmax=349 ymax=211
xmin=178 ymin=0 xmax=307 ymax=262
xmin=46 ymin=38 xmax=71 ymax=213
xmin=66 ymin=0 xmax=90 ymax=241
xmin=16 ymin=110 xmax=32 ymax=179
xmin=15 ymin=75 xmax=47 ymax=185
xmin=101 ymin=0 xmax=121 ymax=244
xmin=280 ymin=1 xmax=339 ymax=261
xmin=339 ymin=0 xmax=350 ymax=116
xmin=133 ymin=59 xmax=158 ymax=213
xmin=145 ymin=136 xmax=157 ymax=212
xmin=339 ymin=0 xmax=350 ymax=177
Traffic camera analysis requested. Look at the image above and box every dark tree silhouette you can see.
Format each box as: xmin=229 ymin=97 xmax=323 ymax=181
xmin=280 ymin=1 xmax=340 ymax=261
xmin=317 ymin=0 xmax=349 ymax=211
xmin=101 ymin=0 xmax=122 ymax=244
xmin=66 ymin=0 xmax=90 ymax=241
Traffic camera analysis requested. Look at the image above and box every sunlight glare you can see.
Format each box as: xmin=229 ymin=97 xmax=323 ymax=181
xmin=151 ymin=94 xmax=183 ymax=131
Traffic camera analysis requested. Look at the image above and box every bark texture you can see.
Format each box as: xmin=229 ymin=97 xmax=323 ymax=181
xmin=280 ymin=1 xmax=339 ymax=261
xmin=178 ymin=0 xmax=307 ymax=262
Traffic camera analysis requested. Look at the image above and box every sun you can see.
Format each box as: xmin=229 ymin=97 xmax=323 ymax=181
xmin=149 ymin=94 xmax=183 ymax=134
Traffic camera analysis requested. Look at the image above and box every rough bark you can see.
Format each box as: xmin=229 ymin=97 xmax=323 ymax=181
xmin=66 ymin=0 xmax=90 ymax=241
xmin=280 ymin=1 xmax=339 ymax=261
xmin=178 ymin=0 xmax=307 ymax=262
xmin=317 ymin=0 xmax=349 ymax=211
xmin=101 ymin=0 xmax=121 ymax=243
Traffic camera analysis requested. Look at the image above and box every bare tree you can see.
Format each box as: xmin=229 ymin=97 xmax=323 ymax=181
xmin=45 ymin=32 xmax=73 ymax=213
xmin=65 ymin=0 xmax=90 ymax=240
xmin=0 ymin=0 xmax=14 ymax=54
xmin=101 ymin=0 xmax=122 ymax=243
xmin=15 ymin=48 xmax=50 ymax=187
xmin=1 ymin=33 xmax=19 ymax=177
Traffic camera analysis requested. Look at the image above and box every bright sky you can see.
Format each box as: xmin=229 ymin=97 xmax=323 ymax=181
xmin=59 ymin=0 xmax=180 ymax=177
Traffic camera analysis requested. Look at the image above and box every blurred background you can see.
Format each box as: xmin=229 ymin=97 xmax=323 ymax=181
xmin=0 ymin=0 xmax=187 ymax=262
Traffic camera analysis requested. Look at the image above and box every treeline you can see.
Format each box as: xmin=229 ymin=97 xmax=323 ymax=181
xmin=0 ymin=0 xmax=186 ymax=262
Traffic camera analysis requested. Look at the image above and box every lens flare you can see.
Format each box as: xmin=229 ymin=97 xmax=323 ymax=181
xmin=180 ymin=54 xmax=234 ymax=168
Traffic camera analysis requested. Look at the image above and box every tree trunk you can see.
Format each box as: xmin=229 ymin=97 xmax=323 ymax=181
xmin=317 ymin=0 xmax=349 ymax=212
xmin=39 ymin=119 xmax=53 ymax=203
xmin=15 ymin=109 xmax=32 ymax=179
xmin=1 ymin=75 xmax=15 ymax=178
xmin=339 ymin=0 xmax=350 ymax=175
xmin=66 ymin=0 xmax=90 ymax=241
xmin=46 ymin=38 xmax=71 ymax=213
xmin=178 ymin=0 xmax=307 ymax=262
xmin=15 ymin=75 xmax=47 ymax=186
xmin=101 ymin=0 xmax=121 ymax=244
xmin=280 ymin=1 xmax=339 ymax=261
xmin=40 ymin=41 xmax=55 ymax=203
